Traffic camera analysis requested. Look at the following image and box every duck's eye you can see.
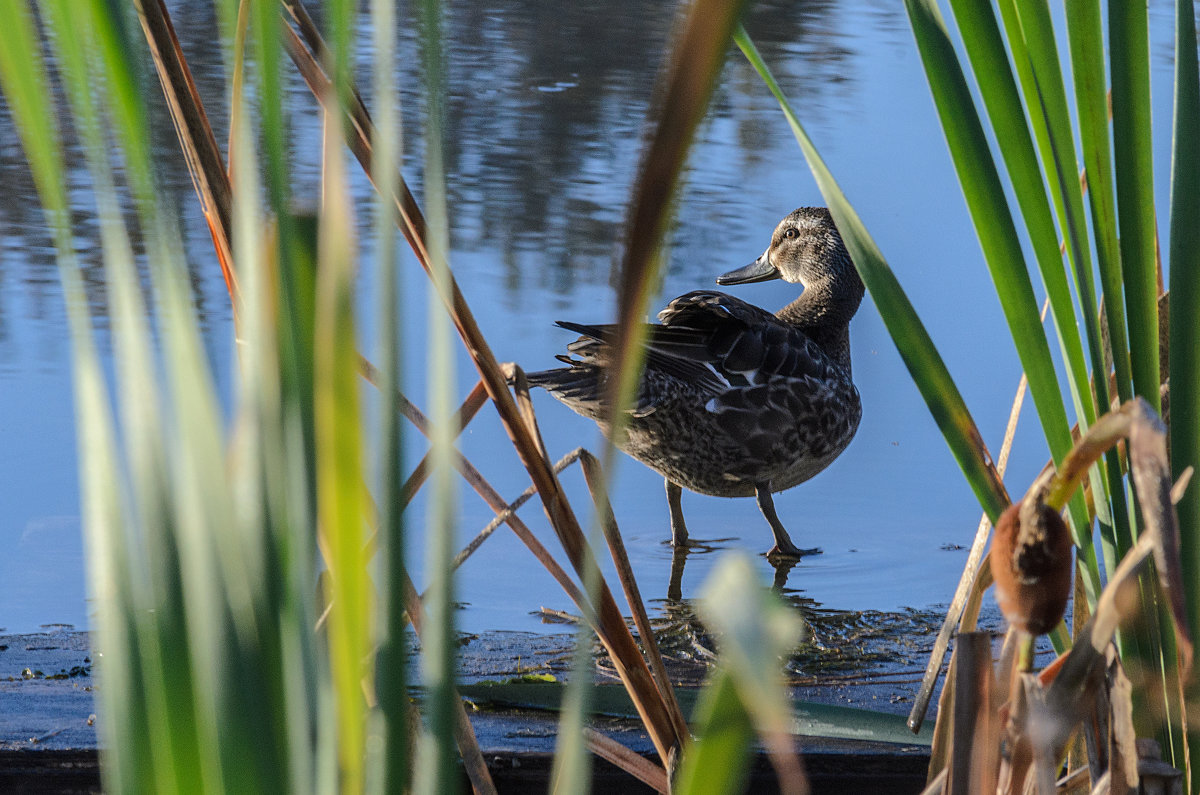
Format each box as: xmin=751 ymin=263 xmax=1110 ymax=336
xmin=783 ymin=228 xmax=799 ymax=239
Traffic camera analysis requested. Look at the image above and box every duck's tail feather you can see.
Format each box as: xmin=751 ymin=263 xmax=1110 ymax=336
xmin=522 ymin=363 xmax=607 ymax=417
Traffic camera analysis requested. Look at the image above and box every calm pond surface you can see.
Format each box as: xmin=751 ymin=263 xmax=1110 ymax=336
xmin=0 ymin=1 xmax=1181 ymax=638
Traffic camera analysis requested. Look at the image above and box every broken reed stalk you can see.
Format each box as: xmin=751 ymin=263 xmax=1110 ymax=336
xmin=584 ymin=728 xmax=670 ymax=794
xmin=946 ymin=632 xmax=998 ymax=795
xmin=281 ymin=0 xmax=687 ymax=764
xmin=450 ymin=448 xmax=583 ymax=570
xmin=909 ymin=352 xmax=1031 ymax=733
xmin=399 ymin=574 xmax=498 ymax=795
xmin=132 ymin=0 xmax=236 ymax=296
xmin=355 ymin=364 xmax=596 ymax=646
xmin=394 ymin=380 xmax=490 ymax=509
xmin=578 ymin=449 xmax=691 ymax=744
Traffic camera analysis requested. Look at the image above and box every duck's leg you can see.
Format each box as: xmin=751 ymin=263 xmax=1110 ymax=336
xmin=755 ymin=483 xmax=822 ymax=558
xmin=666 ymin=479 xmax=691 ymax=547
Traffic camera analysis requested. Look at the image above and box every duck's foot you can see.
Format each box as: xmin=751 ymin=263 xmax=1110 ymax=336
xmin=765 ymin=543 xmax=822 ymax=560
xmin=755 ymin=483 xmax=820 ymax=560
xmin=665 ymin=535 xmax=735 ymax=550
xmin=669 ymin=536 xmax=704 ymax=549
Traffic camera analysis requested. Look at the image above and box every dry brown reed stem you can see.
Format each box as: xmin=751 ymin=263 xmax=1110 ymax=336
xmin=356 ymin=360 xmax=594 ymax=622
xmin=280 ymin=4 xmax=687 ymax=763
xmin=452 ymin=448 xmax=583 ymax=570
xmin=583 ymin=728 xmax=670 ymax=794
xmin=990 ymin=401 xmax=1186 ymax=793
xmin=928 ymin=398 xmax=1188 ymax=793
xmin=946 ymin=632 xmax=998 ymax=795
xmin=136 ymin=0 xmax=670 ymax=778
xmin=577 ymin=449 xmax=690 ymax=745
xmin=919 ymin=766 xmax=947 ymax=794
xmin=1040 ymin=399 xmax=1193 ymax=673
xmin=396 ymin=380 xmax=490 ymax=507
xmin=400 ymin=573 xmax=499 ymax=795
xmin=132 ymin=0 xmax=236 ymax=296
xmin=909 ymin=358 xmax=1030 ymax=733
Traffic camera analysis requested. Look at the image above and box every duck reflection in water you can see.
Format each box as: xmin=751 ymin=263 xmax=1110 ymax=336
xmin=667 ymin=542 xmax=801 ymax=602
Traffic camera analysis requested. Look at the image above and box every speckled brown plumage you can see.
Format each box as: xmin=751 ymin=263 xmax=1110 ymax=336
xmin=525 ymin=208 xmax=864 ymax=558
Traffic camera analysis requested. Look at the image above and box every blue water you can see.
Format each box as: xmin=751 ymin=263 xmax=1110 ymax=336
xmin=0 ymin=0 xmax=1181 ymax=635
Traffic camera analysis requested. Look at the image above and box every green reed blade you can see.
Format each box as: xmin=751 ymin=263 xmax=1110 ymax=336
xmin=902 ymin=0 xmax=1101 ymax=602
xmin=414 ymin=2 xmax=460 ymax=792
xmin=44 ymin=4 xmax=213 ymax=788
xmin=674 ymin=670 xmax=756 ymax=795
xmin=1004 ymin=0 xmax=1110 ymax=428
xmin=1060 ymin=0 xmax=1138 ymax=589
xmin=949 ymin=0 xmax=1132 ymax=579
xmin=0 ymin=8 xmax=157 ymax=790
xmin=317 ymin=92 xmax=372 ymax=795
xmin=1110 ymin=0 xmax=1161 ymax=410
xmin=1065 ymin=0 xmax=1133 ymax=407
xmin=368 ymin=0 xmax=410 ymax=791
xmin=312 ymin=6 xmax=372 ymax=793
xmin=1168 ymin=0 xmax=1200 ymax=775
xmin=945 ymin=0 xmax=1097 ymax=446
xmin=735 ymin=25 xmax=1009 ymax=523
xmin=607 ymin=0 xmax=749 ymax=435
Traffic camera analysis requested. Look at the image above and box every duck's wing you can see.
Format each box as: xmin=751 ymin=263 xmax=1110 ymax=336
xmin=652 ymin=291 xmax=853 ymax=465
xmin=535 ymin=291 xmax=836 ymax=418
xmin=652 ymin=291 xmax=833 ymax=388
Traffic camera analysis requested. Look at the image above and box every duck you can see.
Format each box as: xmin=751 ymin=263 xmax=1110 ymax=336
xmin=524 ymin=207 xmax=864 ymax=559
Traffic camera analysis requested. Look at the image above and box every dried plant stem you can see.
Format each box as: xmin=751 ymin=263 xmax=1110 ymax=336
xmin=357 ymin=361 xmax=594 ymax=625
xmin=578 ymin=449 xmax=690 ymax=745
xmin=400 ymin=574 xmax=498 ymax=795
xmin=452 ymin=448 xmax=584 ymax=570
xmin=946 ymin=632 xmax=998 ymax=795
xmin=132 ymin=0 xmax=235 ymax=292
xmin=583 ymin=728 xmax=669 ymax=794
xmin=909 ymin=362 xmax=1031 ymax=733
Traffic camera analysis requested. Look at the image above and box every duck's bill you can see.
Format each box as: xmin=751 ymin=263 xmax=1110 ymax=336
xmin=716 ymin=252 xmax=781 ymax=285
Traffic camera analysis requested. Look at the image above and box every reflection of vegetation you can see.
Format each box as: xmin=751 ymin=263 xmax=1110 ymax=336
xmin=0 ymin=0 xmax=862 ymax=335
xmin=647 ymin=595 xmax=946 ymax=678
xmin=784 ymin=603 xmax=944 ymax=676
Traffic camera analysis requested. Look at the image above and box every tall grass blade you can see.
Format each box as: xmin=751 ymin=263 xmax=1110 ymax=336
xmin=281 ymin=5 xmax=683 ymax=767
xmin=414 ymin=1 xmax=460 ymax=792
xmin=977 ymin=0 xmax=1134 ymax=619
xmin=0 ymin=8 xmax=153 ymax=790
xmin=1000 ymin=0 xmax=1137 ymax=590
xmin=674 ymin=671 xmax=755 ymax=795
xmin=1168 ymin=0 xmax=1200 ymax=777
xmin=552 ymin=1 xmax=748 ymax=788
xmin=1110 ymin=0 xmax=1161 ymax=409
xmin=735 ymin=26 xmax=1009 ymax=523
xmin=367 ymin=0 xmax=410 ymax=790
xmin=1064 ymin=0 xmax=1133 ymax=406
xmin=946 ymin=0 xmax=1097 ymax=443
xmin=608 ymin=0 xmax=748 ymax=423
xmin=44 ymin=4 xmax=211 ymax=789
xmin=949 ymin=0 xmax=1134 ymax=584
xmin=902 ymin=0 xmax=1100 ymax=601
xmin=317 ymin=79 xmax=372 ymax=795
xmin=692 ymin=554 xmax=807 ymax=791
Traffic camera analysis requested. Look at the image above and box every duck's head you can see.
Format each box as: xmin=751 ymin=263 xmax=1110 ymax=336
xmin=716 ymin=207 xmax=864 ymax=318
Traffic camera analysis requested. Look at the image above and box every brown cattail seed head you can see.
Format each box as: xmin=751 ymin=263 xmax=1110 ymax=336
xmin=990 ymin=500 xmax=1073 ymax=636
